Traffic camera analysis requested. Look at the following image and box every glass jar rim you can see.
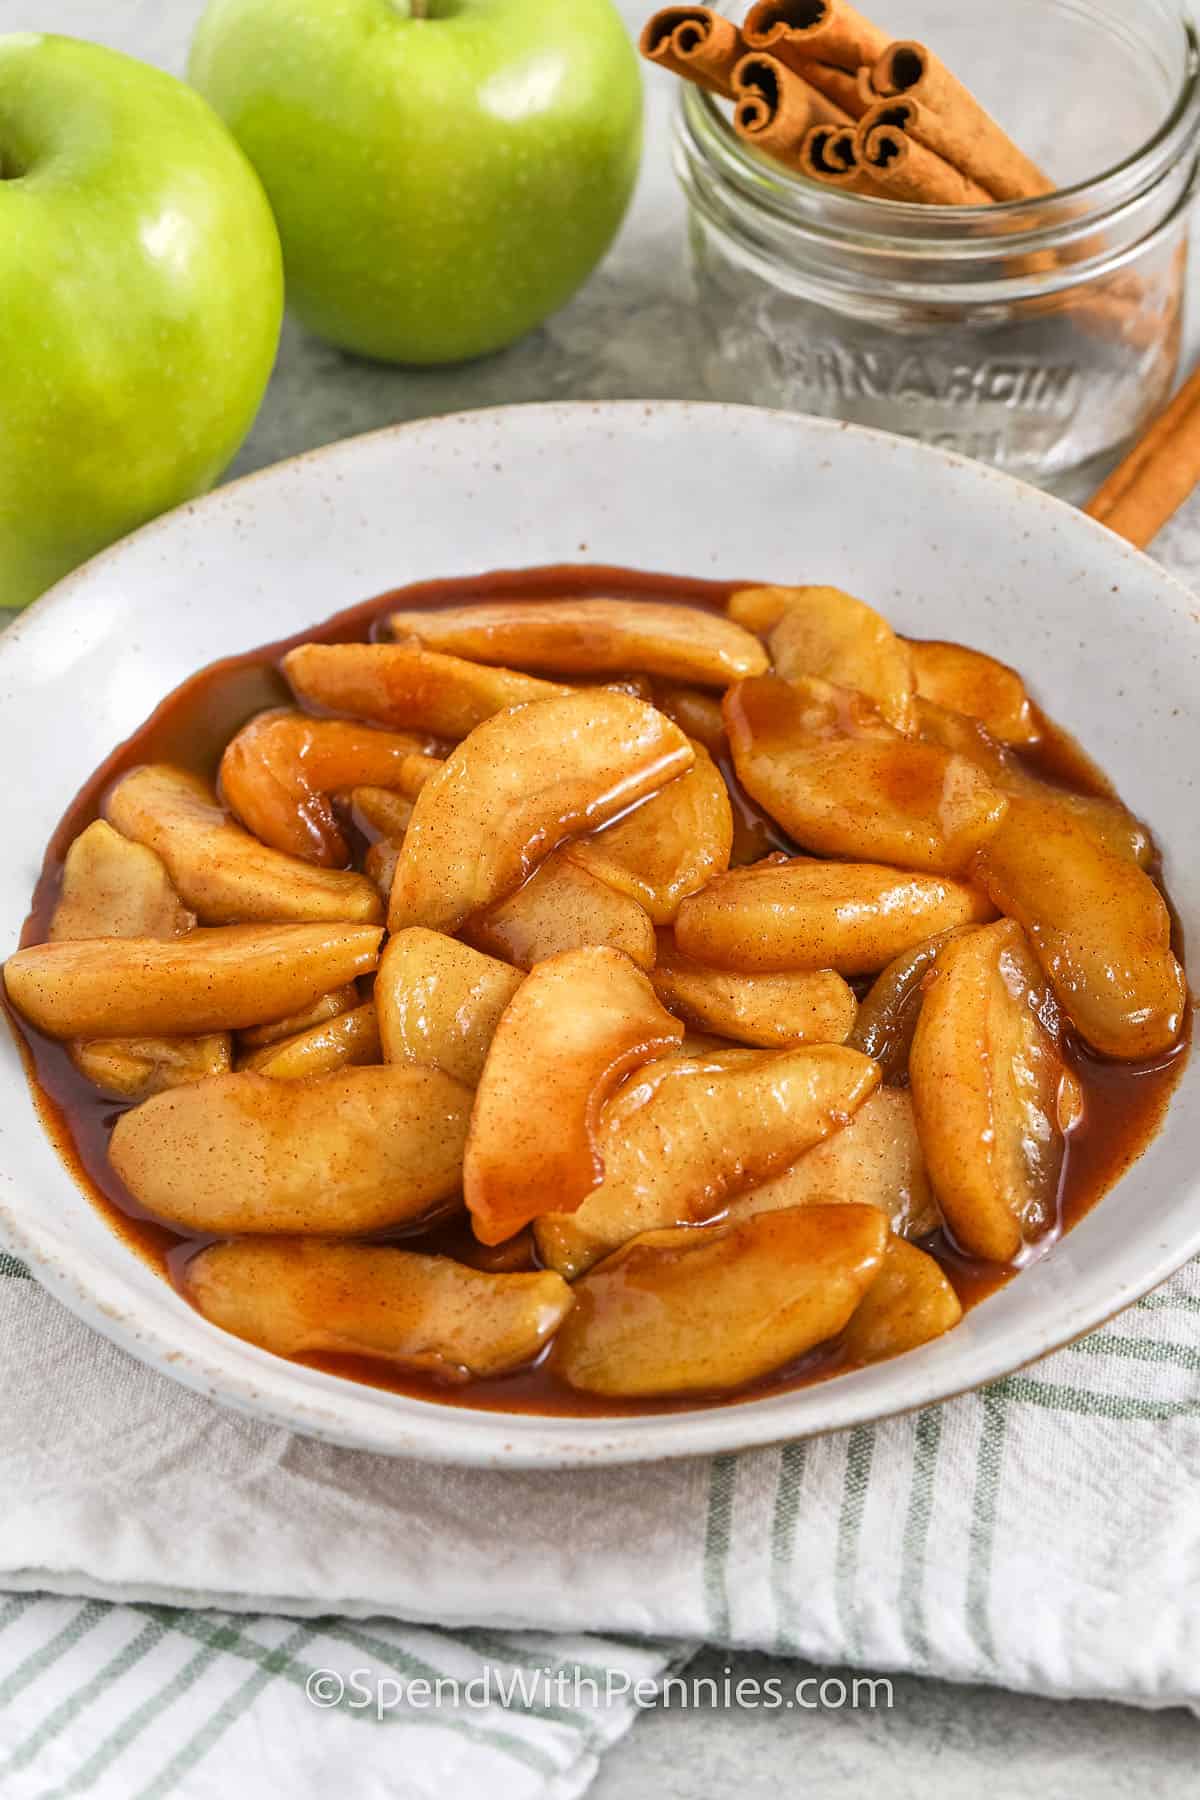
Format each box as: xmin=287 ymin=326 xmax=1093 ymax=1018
xmin=679 ymin=13 xmax=1200 ymax=254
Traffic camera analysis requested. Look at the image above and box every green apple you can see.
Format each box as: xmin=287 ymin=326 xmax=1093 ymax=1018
xmin=189 ymin=0 xmax=642 ymax=365
xmin=0 ymin=34 xmax=283 ymax=611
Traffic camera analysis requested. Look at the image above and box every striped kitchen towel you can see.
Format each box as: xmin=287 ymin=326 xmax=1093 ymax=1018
xmin=2 ymin=1247 xmax=1199 ymax=1798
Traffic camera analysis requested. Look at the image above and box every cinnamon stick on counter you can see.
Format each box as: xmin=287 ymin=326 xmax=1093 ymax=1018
xmin=640 ymin=5 xmax=746 ymax=98
xmin=1085 ymin=365 xmax=1200 ymax=549
xmin=744 ymin=0 xmax=890 ymax=74
xmin=867 ymin=42 xmax=1053 ymax=202
xmin=733 ymin=53 xmax=850 ymax=167
xmin=859 ymin=117 xmax=993 ymax=206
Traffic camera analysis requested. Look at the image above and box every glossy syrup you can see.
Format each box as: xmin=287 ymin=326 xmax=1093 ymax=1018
xmin=4 ymin=566 xmax=1190 ymax=1418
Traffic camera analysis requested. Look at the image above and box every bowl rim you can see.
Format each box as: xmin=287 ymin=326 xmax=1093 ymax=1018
xmin=2 ymin=397 xmax=1197 ymax=1470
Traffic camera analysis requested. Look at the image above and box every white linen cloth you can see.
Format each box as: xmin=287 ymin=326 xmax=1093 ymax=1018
xmin=2 ymin=1244 xmax=1199 ymax=1798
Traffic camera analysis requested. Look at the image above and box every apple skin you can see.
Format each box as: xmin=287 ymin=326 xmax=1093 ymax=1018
xmin=189 ymin=0 xmax=643 ymax=365
xmin=0 ymin=34 xmax=283 ymax=611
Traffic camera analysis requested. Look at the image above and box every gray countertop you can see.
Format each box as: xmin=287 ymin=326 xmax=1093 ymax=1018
xmin=6 ymin=1 xmax=1199 ymax=1792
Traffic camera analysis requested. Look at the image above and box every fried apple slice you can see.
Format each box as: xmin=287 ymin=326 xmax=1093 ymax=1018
xmin=183 ymin=1239 xmax=571 ymax=1380
xmin=725 ymin=676 xmax=1007 ymax=874
xmin=239 ymin=985 xmax=359 ymax=1049
xmin=650 ymin=681 xmax=728 ymax=754
xmin=915 ymin=699 xmax=1152 ymax=866
xmin=596 ymin=674 xmax=656 ymax=701
xmin=239 ymin=1002 xmax=381 ymax=1078
xmin=534 ymin=1043 xmax=879 ymax=1277
xmin=376 ymin=929 xmax=523 ymax=1086
xmin=110 ymin=1064 xmax=470 ymax=1235
xmin=978 ymin=796 xmax=1185 ymax=1061
xmin=50 ymin=820 xmax=196 ymax=942
xmin=219 ymin=710 xmax=433 ymax=866
xmin=349 ymin=786 xmax=416 ymax=841
xmin=4 ymin=924 xmax=383 ymax=1039
xmin=387 ymin=692 xmax=693 ymax=936
xmin=651 ymin=939 xmax=856 ymax=1047
xmin=847 ymin=926 xmax=979 ymax=1081
xmin=675 ymin=856 xmax=994 ymax=976
xmin=840 ymin=1236 xmax=963 ymax=1364
xmin=73 ymin=1034 xmax=232 ymax=1102
xmin=48 ymin=821 xmax=226 ymax=1097
xmin=106 ymin=765 xmax=381 ymax=924
xmin=910 ymin=919 xmax=1074 ymax=1262
xmin=551 ymin=1204 xmax=887 ymax=1397
xmin=908 ymin=641 xmax=1038 ymax=745
xmin=387 ymin=598 xmax=768 ymax=687
xmin=730 ymin=1089 xmax=939 ymax=1238
xmin=465 ymin=947 xmax=684 ymax=1245
xmin=283 ymin=642 xmax=569 ymax=738
xmin=366 ymin=839 xmax=400 ymax=900
xmin=468 ymin=849 xmax=657 ymax=972
xmin=729 ymin=585 xmax=916 ymax=732
xmin=565 ymin=742 xmax=733 ymax=925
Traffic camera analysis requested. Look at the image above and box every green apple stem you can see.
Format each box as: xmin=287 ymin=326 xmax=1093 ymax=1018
xmin=408 ymin=0 xmax=429 ymax=15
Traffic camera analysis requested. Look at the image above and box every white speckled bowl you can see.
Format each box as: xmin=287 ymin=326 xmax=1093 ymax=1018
xmin=1 ymin=401 xmax=1196 ymax=1467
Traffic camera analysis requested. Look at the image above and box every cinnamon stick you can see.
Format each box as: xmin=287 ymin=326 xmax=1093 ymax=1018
xmin=857 ymin=98 xmax=997 ymax=200
xmin=744 ymin=0 xmax=890 ymax=75
xmin=733 ymin=53 xmax=850 ymax=166
xmin=800 ymin=123 xmax=883 ymax=196
xmin=639 ymin=5 xmax=746 ymax=99
xmin=868 ymin=42 xmax=1053 ymax=202
xmin=859 ymin=119 xmax=993 ymax=206
xmin=802 ymin=60 xmax=870 ymax=120
xmin=1085 ymin=364 xmax=1200 ymax=548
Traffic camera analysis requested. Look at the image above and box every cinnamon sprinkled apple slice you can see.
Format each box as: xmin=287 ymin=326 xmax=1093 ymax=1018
xmin=534 ymin=1042 xmax=879 ymax=1277
xmin=566 ymin=739 xmax=733 ymax=925
xmin=551 ymin=1204 xmax=887 ymax=1398
xmin=106 ymin=764 xmax=381 ymax=924
xmin=729 ymin=584 xmax=917 ymax=731
xmin=909 ymin=918 xmax=1078 ymax=1262
xmin=376 ymin=929 xmax=523 ymax=1087
xmin=725 ymin=674 xmax=1008 ymax=874
xmin=675 ymin=855 xmax=993 ymax=976
xmin=50 ymin=820 xmax=196 ymax=942
xmin=387 ymin=690 xmax=693 ymax=937
xmin=977 ymin=796 xmax=1186 ymax=1061
xmin=464 ymin=947 xmax=683 ymax=1246
xmin=726 ymin=1088 xmax=940 ymax=1240
xmin=907 ymin=640 xmax=1038 ymax=745
xmin=651 ymin=938 xmax=856 ymax=1047
xmin=839 ymin=1235 xmax=963 ymax=1365
xmin=4 ymin=923 xmax=383 ymax=1039
xmin=468 ymin=849 xmax=657 ymax=972
xmin=220 ymin=709 xmax=433 ymax=866
xmin=110 ymin=1063 xmax=470 ymax=1236
xmin=387 ymin=597 xmax=768 ymax=687
xmin=283 ymin=641 xmax=569 ymax=739
xmin=184 ymin=1239 xmax=572 ymax=1382
xmin=239 ymin=1001 xmax=381 ymax=1080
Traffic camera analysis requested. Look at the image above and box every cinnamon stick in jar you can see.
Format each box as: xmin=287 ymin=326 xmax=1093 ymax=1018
xmin=733 ymin=53 xmax=851 ymax=167
xmin=868 ymin=41 xmax=1053 ymax=202
xmin=744 ymin=0 xmax=890 ymax=75
xmin=801 ymin=60 xmax=870 ymax=120
xmin=640 ymin=5 xmax=746 ymax=98
xmin=857 ymin=97 xmax=998 ymax=199
xmin=800 ymin=123 xmax=883 ymax=196
xmin=858 ymin=117 xmax=993 ymax=206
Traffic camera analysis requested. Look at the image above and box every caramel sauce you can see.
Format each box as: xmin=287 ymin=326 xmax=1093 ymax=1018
xmin=5 ymin=565 xmax=1190 ymax=1419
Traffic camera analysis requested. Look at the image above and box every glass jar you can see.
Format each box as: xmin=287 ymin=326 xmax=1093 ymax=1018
xmin=674 ymin=0 xmax=1200 ymax=492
